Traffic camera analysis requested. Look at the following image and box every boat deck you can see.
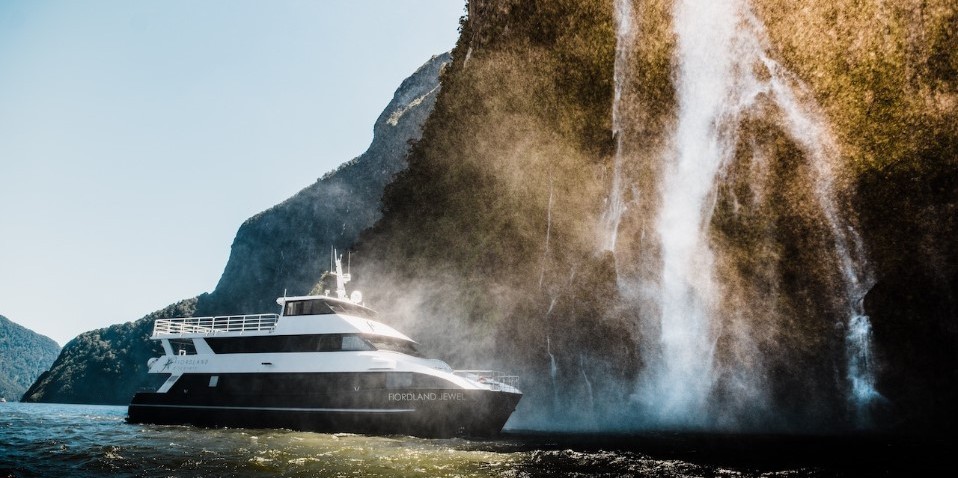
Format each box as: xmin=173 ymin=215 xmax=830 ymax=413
xmin=152 ymin=314 xmax=279 ymax=337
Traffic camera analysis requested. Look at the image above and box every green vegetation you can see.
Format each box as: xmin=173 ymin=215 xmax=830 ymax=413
xmin=755 ymin=0 xmax=958 ymax=175
xmin=0 ymin=314 xmax=60 ymax=401
xmin=21 ymin=299 xmax=194 ymax=404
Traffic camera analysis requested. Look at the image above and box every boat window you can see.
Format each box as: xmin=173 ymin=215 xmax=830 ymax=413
xmin=316 ymin=334 xmax=342 ymax=351
xmin=283 ymin=299 xmax=377 ymax=319
xmin=169 ymin=339 xmax=196 ymax=355
xmin=284 ymin=299 xmax=334 ymax=316
xmin=207 ymin=372 xmax=387 ymax=395
xmin=206 ymin=334 xmax=374 ymax=354
xmin=342 ymin=335 xmax=375 ymax=351
xmin=364 ymin=335 xmax=422 ymax=357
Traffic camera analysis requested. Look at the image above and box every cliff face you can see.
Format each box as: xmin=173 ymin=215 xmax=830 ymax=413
xmin=0 ymin=315 xmax=59 ymax=401
xmin=355 ymin=0 xmax=957 ymax=432
xmin=22 ymin=53 xmax=451 ymax=405
xmin=197 ymin=52 xmax=451 ymax=317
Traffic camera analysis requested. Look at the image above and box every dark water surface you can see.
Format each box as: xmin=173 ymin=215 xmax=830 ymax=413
xmin=0 ymin=403 xmax=943 ymax=477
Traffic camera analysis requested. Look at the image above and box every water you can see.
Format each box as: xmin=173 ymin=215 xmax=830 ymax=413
xmin=616 ymin=0 xmax=881 ymax=428
xmin=539 ymin=176 xmax=554 ymax=289
xmin=577 ymin=354 xmax=598 ymax=430
xmin=600 ymin=0 xmax=636 ymax=252
xmin=638 ymin=0 xmax=748 ymax=427
xmin=546 ymin=335 xmax=559 ymax=409
xmin=0 ymin=403 xmax=934 ymax=477
xmin=846 ymin=314 xmax=881 ymax=423
xmin=0 ymin=403 xmax=516 ymax=477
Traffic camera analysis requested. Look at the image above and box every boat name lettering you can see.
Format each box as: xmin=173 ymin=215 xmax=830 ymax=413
xmin=387 ymin=392 xmax=465 ymax=401
xmin=175 ymin=359 xmax=209 ymax=366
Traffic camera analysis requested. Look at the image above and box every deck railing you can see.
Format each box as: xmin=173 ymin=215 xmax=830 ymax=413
xmin=152 ymin=314 xmax=279 ymax=337
xmin=453 ymin=370 xmax=520 ymax=391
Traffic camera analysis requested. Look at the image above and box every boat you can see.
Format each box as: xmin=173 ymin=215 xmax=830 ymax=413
xmin=127 ymin=253 xmax=521 ymax=437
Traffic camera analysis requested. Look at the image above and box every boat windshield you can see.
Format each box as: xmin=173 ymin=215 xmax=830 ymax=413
xmin=284 ymin=299 xmax=376 ymax=319
xmin=364 ymin=335 xmax=422 ymax=357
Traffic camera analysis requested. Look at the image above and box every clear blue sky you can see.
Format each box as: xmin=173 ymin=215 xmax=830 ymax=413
xmin=0 ymin=0 xmax=465 ymax=345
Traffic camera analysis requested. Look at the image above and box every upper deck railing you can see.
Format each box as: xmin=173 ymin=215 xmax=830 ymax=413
xmin=152 ymin=314 xmax=279 ymax=337
xmin=453 ymin=370 xmax=520 ymax=392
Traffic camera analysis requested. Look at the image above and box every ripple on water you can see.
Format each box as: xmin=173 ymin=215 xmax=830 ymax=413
xmin=1 ymin=403 xmax=916 ymax=477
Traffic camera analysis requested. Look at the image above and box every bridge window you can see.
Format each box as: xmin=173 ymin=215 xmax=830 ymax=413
xmin=283 ymin=298 xmax=377 ymax=319
xmin=284 ymin=299 xmax=334 ymax=316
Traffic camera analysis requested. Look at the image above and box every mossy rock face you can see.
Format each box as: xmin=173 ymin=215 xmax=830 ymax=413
xmin=754 ymin=0 xmax=958 ymax=175
xmin=857 ymin=162 xmax=958 ymax=433
xmin=755 ymin=0 xmax=958 ymax=432
xmin=362 ymin=0 xmax=958 ymax=431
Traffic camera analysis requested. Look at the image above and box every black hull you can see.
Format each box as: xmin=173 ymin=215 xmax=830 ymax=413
xmin=127 ymin=373 xmax=520 ymax=437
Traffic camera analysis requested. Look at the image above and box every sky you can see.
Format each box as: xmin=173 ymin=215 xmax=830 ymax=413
xmin=0 ymin=0 xmax=465 ymax=346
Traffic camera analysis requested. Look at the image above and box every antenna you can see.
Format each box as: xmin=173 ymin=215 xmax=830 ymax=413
xmin=331 ymin=248 xmax=349 ymax=300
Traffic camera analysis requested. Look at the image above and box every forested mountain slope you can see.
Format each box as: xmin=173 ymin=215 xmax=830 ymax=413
xmin=0 ymin=314 xmax=60 ymax=401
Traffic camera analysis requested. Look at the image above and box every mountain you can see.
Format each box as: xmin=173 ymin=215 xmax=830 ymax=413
xmin=196 ymin=52 xmax=452 ymax=317
xmin=21 ymin=300 xmax=195 ymax=404
xmin=0 ymin=314 xmax=60 ymax=401
xmin=21 ymin=53 xmax=451 ymax=405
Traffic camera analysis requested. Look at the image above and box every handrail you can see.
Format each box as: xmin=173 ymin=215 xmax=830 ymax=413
xmin=453 ymin=370 xmax=520 ymax=392
xmin=152 ymin=314 xmax=279 ymax=337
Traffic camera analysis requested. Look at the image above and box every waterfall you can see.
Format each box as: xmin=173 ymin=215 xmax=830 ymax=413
xmin=582 ymin=0 xmax=888 ymax=429
xmin=622 ymin=0 xmax=880 ymax=427
xmin=579 ymin=354 xmax=596 ymax=422
xmin=637 ymin=0 xmax=749 ymax=426
xmin=600 ymin=0 xmax=636 ymax=252
xmin=547 ymin=335 xmax=559 ymax=409
xmin=770 ymin=84 xmax=883 ymax=425
xmin=540 ymin=176 xmax=554 ymax=289
xmin=747 ymin=9 xmax=883 ymax=424
xmin=847 ymin=312 xmax=881 ymax=422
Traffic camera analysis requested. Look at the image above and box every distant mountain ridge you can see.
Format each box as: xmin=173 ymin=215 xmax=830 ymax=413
xmin=0 ymin=314 xmax=60 ymax=401
xmin=197 ymin=52 xmax=451 ymax=317
xmin=21 ymin=53 xmax=451 ymax=405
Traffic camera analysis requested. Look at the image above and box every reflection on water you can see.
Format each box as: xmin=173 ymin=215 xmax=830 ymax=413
xmin=0 ymin=403 xmax=517 ymax=477
xmin=0 ymin=403 xmax=941 ymax=477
